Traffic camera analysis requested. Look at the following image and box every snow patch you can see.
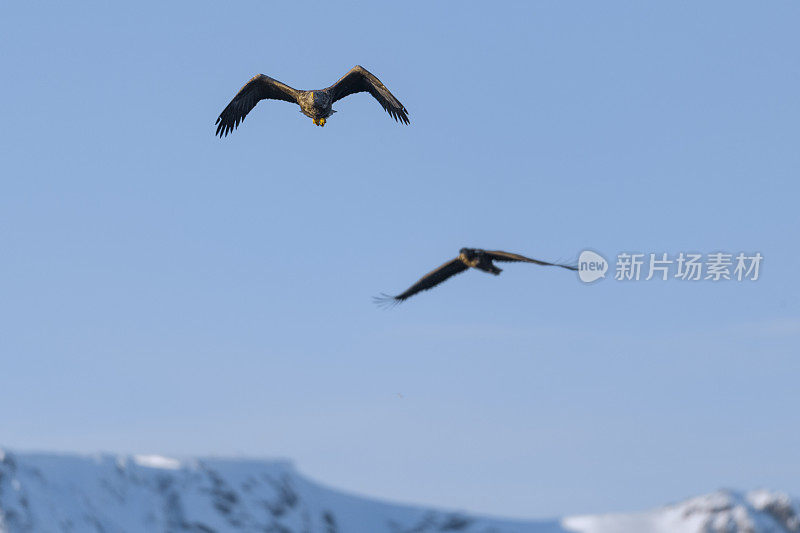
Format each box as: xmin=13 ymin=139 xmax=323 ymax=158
xmin=132 ymin=454 xmax=182 ymax=470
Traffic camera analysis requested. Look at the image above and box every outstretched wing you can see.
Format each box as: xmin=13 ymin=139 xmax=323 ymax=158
xmin=215 ymin=74 xmax=298 ymax=137
xmin=374 ymin=258 xmax=468 ymax=306
xmin=484 ymin=250 xmax=578 ymax=271
xmin=326 ymin=65 xmax=409 ymax=124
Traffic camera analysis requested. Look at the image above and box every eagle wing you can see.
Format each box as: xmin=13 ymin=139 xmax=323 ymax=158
xmin=484 ymin=250 xmax=578 ymax=271
xmin=215 ymin=74 xmax=299 ymax=137
xmin=375 ymin=258 xmax=468 ymax=306
xmin=326 ymin=65 xmax=409 ymax=124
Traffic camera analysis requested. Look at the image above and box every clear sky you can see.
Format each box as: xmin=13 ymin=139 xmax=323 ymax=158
xmin=1 ymin=0 xmax=799 ymax=521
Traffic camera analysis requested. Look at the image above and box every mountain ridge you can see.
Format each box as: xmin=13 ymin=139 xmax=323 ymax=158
xmin=0 ymin=449 xmax=797 ymax=533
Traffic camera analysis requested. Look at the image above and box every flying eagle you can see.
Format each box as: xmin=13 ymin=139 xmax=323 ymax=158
xmin=215 ymin=65 xmax=409 ymax=136
xmin=375 ymin=248 xmax=577 ymax=306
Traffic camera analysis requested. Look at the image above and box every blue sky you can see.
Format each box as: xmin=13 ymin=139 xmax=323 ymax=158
xmin=1 ymin=0 xmax=799 ymax=520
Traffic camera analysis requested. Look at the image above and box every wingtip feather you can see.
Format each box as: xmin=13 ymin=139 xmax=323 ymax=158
xmin=373 ymin=293 xmax=401 ymax=309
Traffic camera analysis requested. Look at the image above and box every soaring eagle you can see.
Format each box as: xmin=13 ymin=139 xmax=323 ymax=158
xmin=375 ymin=248 xmax=577 ymax=306
xmin=215 ymin=65 xmax=409 ymax=136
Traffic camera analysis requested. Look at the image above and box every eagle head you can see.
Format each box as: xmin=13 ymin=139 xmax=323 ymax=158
xmin=459 ymin=248 xmax=477 ymax=260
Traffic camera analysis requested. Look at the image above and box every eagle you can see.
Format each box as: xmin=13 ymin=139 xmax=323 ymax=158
xmin=375 ymin=248 xmax=577 ymax=306
xmin=215 ymin=65 xmax=409 ymax=136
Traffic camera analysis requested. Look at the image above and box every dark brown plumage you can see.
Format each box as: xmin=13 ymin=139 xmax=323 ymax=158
xmin=375 ymin=248 xmax=577 ymax=306
xmin=215 ymin=65 xmax=408 ymax=136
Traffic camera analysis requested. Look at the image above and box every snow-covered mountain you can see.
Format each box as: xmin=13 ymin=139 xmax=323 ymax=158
xmin=564 ymin=490 xmax=800 ymax=533
xmin=0 ymin=450 xmax=797 ymax=533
